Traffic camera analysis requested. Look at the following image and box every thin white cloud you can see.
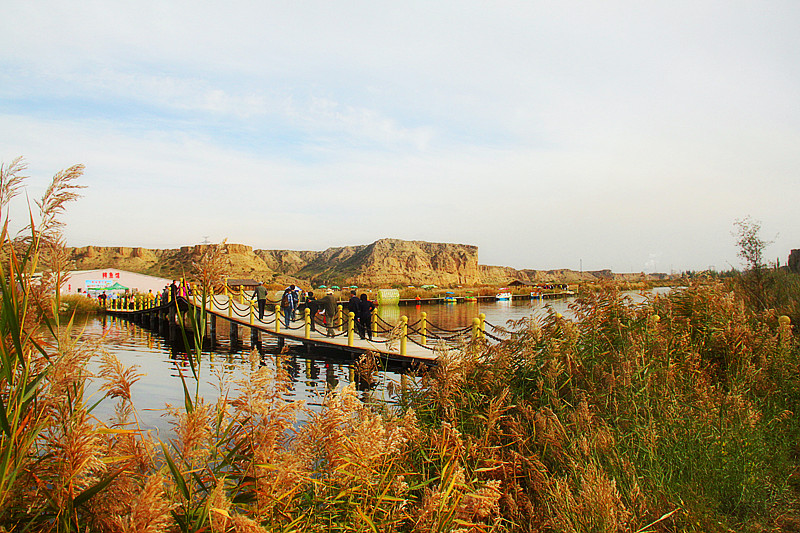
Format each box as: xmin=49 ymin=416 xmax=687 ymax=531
xmin=1 ymin=1 xmax=799 ymax=272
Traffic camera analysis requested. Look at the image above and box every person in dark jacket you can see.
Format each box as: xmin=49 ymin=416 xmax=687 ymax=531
xmin=359 ymin=293 xmax=376 ymax=340
xmin=347 ymin=290 xmax=361 ymax=336
xmin=305 ymin=291 xmax=319 ymax=331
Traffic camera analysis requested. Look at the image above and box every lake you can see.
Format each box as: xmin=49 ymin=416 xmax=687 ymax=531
xmin=83 ymin=288 xmax=671 ymax=437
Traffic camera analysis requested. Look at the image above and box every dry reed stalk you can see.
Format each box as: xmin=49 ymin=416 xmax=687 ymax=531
xmin=224 ymin=361 xmax=308 ymax=523
xmin=208 ymin=478 xmax=232 ymax=533
xmin=192 ymin=239 xmax=229 ymax=293
xmin=97 ymin=349 xmax=143 ymax=404
xmin=168 ymin=400 xmax=213 ymax=467
xmin=0 ymin=157 xmax=27 ymax=219
xmin=110 ymin=474 xmax=175 ymax=533
xmin=33 ymin=403 xmax=108 ymax=524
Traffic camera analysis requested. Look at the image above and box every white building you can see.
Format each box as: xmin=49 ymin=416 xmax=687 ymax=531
xmin=63 ymin=269 xmax=173 ymax=297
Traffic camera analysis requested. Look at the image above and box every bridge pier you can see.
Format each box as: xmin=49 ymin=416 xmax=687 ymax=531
xmin=250 ymin=326 xmax=258 ymax=346
xmin=229 ymin=320 xmax=239 ymax=343
xmin=162 ymin=308 xmax=169 ymax=336
xmin=168 ymin=305 xmax=178 ymax=341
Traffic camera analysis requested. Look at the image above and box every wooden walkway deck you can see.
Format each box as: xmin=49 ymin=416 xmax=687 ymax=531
xmin=106 ymin=296 xmax=443 ymax=366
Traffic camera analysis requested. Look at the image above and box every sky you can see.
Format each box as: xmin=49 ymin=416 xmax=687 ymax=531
xmin=1 ymin=1 xmax=798 ymax=273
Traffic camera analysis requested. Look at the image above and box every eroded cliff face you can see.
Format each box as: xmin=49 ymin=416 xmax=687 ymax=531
xmin=67 ymin=239 xmax=481 ymax=286
xmin=70 ymin=244 xmax=278 ymax=281
xmin=351 ymin=239 xmax=480 ymax=286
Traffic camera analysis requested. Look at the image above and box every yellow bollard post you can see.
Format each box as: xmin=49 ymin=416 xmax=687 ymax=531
xmin=779 ymin=315 xmax=791 ymax=326
xmin=275 ymin=305 xmax=281 ymax=333
xmin=479 ymin=313 xmax=486 ymax=339
xmin=249 ymin=300 xmax=254 ymax=325
xmin=336 ymin=305 xmax=343 ymax=332
xmin=400 ymin=315 xmax=408 ymax=356
xmin=239 ymin=286 xmax=244 ymax=304
xmin=304 ymin=307 xmax=311 ymax=339
xmin=420 ymin=311 xmax=427 ymax=345
xmin=372 ymin=307 xmax=377 ymax=338
xmin=348 ymin=311 xmax=355 ymax=346
xmin=228 ymin=288 xmax=233 ymax=318
xmin=472 ymin=317 xmax=480 ymax=341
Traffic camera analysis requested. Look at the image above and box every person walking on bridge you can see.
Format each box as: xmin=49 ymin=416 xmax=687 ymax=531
xmin=281 ymin=284 xmax=299 ymax=328
xmin=305 ymin=291 xmax=319 ymax=332
xmin=348 ymin=290 xmax=361 ymax=337
xmin=253 ymin=282 xmax=268 ymax=320
xmin=317 ymin=289 xmax=337 ymax=337
xmin=358 ymin=293 xmax=375 ymax=340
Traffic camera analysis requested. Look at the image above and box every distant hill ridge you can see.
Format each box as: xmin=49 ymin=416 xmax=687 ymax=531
xmin=66 ymin=238 xmax=669 ymax=287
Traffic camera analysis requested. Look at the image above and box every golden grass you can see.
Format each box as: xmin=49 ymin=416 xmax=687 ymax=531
xmin=2 ymin=157 xmax=800 ymax=532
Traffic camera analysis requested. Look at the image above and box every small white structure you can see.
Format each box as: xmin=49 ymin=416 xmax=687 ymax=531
xmin=63 ymin=269 xmax=173 ymax=297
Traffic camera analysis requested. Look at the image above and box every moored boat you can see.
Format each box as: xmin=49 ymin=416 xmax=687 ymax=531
xmin=495 ymin=289 xmax=512 ymax=300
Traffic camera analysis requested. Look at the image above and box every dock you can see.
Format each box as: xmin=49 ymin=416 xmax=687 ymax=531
xmin=105 ymin=294 xmax=496 ymax=367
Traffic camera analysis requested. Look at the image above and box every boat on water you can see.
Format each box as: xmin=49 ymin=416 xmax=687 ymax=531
xmin=443 ymin=291 xmax=457 ymax=303
xmin=495 ymin=289 xmax=512 ymax=300
xmin=464 ymin=291 xmax=477 ymax=302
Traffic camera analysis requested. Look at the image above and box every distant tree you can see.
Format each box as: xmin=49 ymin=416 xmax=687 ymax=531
xmin=732 ymin=216 xmax=778 ymax=310
xmin=733 ymin=216 xmax=773 ymax=271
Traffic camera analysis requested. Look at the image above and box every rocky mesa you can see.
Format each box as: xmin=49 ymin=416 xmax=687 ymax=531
xmin=66 ymin=238 xmax=669 ymax=287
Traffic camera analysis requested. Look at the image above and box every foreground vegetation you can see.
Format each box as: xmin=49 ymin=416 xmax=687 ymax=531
xmin=1 ymin=159 xmax=799 ymax=531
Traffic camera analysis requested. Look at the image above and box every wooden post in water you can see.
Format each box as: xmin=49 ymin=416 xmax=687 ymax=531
xmin=229 ymin=319 xmax=238 ymax=343
xmin=347 ymin=312 xmax=355 ymax=346
xmin=420 ymin=312 xmax=427 ymax=345
xmin=400 ymin=316 xmax=408 ymax=356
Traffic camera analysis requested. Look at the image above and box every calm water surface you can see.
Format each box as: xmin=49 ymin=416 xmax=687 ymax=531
xmin=84 ymin=288 xmax=671 ymax=436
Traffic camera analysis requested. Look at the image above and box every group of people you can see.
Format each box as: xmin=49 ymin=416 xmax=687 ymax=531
xmin=251 ymin=283 xmax=376 ymax=340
